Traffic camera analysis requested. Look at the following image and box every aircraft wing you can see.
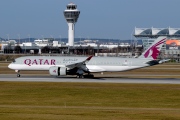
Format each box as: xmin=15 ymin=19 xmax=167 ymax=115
xmin=66 ymin=56 xmax=93 ymax=71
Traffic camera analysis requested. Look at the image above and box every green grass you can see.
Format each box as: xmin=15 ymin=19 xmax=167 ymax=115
xmin=1 ymin=62 xmax=180 ymax=119
xmin=0 ymin=82 xmax=180 ymax=120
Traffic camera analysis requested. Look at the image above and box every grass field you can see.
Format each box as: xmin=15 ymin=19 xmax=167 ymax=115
xmin=0 ymin=82 xmax=180 ymax=120
xmin=0 ymin=62 xmax=180 ymax=119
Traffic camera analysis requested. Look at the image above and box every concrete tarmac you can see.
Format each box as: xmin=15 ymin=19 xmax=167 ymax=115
xmin=0 ymin=74 xmax=180 ymax=84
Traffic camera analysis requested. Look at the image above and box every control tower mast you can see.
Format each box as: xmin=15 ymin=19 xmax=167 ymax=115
xmin=64 ymin=3 xmax=80 ymax=46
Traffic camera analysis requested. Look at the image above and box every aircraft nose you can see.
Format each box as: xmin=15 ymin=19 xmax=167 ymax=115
xmin=8 ymin=64 xmax=12 ymax=69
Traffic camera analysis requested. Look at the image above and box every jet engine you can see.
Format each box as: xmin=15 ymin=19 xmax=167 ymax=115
xmin=49 ymin=66 xmax=67 ymax=76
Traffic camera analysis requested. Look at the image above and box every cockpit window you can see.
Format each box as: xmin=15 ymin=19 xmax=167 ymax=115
xmin=13 ymin=59 xmax=16 ymax=63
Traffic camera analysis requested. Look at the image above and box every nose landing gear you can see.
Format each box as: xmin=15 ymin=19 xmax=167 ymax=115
xmin=15 ymin=70 xmax=21 ymax=77
xmin=17 ymin=74 xmax=21 ymax=77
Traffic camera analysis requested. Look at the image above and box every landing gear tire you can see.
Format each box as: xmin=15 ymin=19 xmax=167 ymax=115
xmin=15 ymin=70 xmax=20 ymax=77
xmin=76 ymin=74 xmax=84 ymax=78
xmin=84 ymin=74 xmax=94 ymax=78
xmin=89 ymin=74 xmax=94 ymax=78
xmin=17 ymin=74 xmax=20 ymax=77
xmin=80 ymin=75 xmax=84 ymax=78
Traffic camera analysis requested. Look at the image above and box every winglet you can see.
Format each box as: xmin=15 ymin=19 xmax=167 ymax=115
xmin=84 ymin=56 xmax=93 ymax=64
xmin=86 ymin=55 xmax=93 ymax=61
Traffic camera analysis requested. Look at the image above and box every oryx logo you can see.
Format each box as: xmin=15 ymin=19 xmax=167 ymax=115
xmin=144 ymin=38 xmax=166 ymax=59
xmin=53 ymin=69 xmax=56 ymax=73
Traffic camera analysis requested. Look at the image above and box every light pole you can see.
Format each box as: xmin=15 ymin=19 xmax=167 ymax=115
xmin=59 ymin=35 xmax=61 ymax=44
xmin=41 ymin=35 xmax=44 ymax=40
xmin=79 ymin=36 xmax=81 ymax=45
xmin=6 ymin=34 xmax=9 ymax=54
xmin=6 ymin=34 xmax=9 ymax=41
xmin=130 ymin=29 xmax=135 ymax=57
xmin=17 ymin=34 xmax=20 ymax=44
xmin=50 ymin=35 xmax=54 ymax=41
xmin=41 ymin=35 xmax=44 ymax=46
xmin=17 ymin=34 xmax=21 ymax=54
xmin=28 ymin=34 xmax=30 ymax=42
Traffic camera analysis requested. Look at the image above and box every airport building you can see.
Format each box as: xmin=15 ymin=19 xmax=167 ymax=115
xmin=0 ymin=3 xmax=141 ymax=56
xmin=134 ymin=27 xmax=180 ymax=59
xmin=64 ymin=3 xmax=80 ymax=46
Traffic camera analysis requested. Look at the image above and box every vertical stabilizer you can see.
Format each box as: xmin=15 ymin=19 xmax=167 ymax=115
xmin=139 ymin=37 xmax=166 ymax=60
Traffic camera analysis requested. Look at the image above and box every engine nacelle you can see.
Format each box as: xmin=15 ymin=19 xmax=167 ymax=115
xmin=49 ymin=66 xmax=67 ymax=76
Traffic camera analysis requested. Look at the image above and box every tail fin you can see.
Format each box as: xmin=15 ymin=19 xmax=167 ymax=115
xmin=139 ymin=36 xmax=166 ymax=60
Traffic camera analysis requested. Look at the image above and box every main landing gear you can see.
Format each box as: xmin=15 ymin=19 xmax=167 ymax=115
xmin=76 ymin=74 xmax=84 ymax=78
xmin=76 ymin=74 xmax=94 ymax=78
xmin=15 ymin=70 xmax=21 ymax=77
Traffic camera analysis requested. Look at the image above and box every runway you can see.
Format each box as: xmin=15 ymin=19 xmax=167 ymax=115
xmin=0 ymin=74 xmax=180 ymax=84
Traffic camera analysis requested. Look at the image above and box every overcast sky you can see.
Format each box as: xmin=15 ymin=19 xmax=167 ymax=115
xmin=0 ymin=0 xmax=180 ymax=39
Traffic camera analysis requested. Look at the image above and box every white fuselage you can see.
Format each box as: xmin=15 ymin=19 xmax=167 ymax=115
xmin=8 ymin=56 xmax=151 ymax=73
xmin=8 ymin=64 xmax=145 ymax=72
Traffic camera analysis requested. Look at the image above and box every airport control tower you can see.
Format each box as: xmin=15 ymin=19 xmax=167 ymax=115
xmin=64 ymin=3 xmax=80 ymax=46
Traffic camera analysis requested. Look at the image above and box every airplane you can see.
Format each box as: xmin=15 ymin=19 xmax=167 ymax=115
xmin=8 ymin=36 xmax=167 ymax=78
